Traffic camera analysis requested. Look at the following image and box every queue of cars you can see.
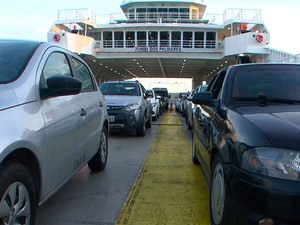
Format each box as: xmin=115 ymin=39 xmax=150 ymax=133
xmin=99 ymin=81 xmax=170 ymax=136
xmin=175 ymin=84 xmax=207 ymax=130
xmin=0 ymin=39 xmax=169 ymax=224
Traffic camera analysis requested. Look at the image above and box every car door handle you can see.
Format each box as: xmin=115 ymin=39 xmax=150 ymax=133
xmin=80 ymin=108 xmax=87 ymax=116
xmin=99 ymin=101 xmax=104 ymax=108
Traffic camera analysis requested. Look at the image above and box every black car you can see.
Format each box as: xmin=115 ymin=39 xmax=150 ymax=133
xmin=192 ymin=63 xmax=300 ymax=225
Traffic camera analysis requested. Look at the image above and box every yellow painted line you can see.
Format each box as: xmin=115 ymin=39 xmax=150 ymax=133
xmin=116 ymin=111 xmax=210 ymax=225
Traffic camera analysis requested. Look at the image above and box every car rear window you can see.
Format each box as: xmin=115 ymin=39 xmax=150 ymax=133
xmin=0 ymin=40 xmax=40 ymax=84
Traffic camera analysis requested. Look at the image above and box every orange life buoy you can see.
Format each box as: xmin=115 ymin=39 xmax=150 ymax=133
xmin=53 ymin=34 xmax=61 ymax=42
xmin=256 ymin=34 xmax=264 ymax=43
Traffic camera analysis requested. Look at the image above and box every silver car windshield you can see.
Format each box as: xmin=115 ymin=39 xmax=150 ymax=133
xmin=0 ymin=40 xmax=39 ymax=84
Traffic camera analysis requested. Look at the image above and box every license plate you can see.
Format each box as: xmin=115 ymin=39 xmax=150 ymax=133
xmin=109 ymin=116 xmax=115 ymax=123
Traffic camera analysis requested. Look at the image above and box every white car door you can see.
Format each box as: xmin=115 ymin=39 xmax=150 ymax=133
xmin=38 ymin=51 xmax=86 ymax=196
xmin=71 ymin=57 xmax=103 ymax=161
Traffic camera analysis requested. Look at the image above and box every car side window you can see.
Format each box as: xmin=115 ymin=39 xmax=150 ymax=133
xmin=40 ymin=52 xmax=72 ymax=88
xmin=210 ymin=70 xmax=226 ymax=99
xmin=72 ymin=57 xmax=96 ymax=92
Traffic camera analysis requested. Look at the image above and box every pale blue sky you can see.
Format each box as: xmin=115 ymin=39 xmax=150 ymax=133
xmin=0 ymin=0 xmax=299 ymax=54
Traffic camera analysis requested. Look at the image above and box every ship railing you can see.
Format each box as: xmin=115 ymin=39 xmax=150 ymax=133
xmin=223 ymin=8 xmax=262 ymax=22
xmin=57 ymin=8 xmax=96 ymax=23
xmin=110 ymin=12 xmax=209 ymax=24
xmin=100 ymin=40 xmax=216 ymax=49
xmin=267 ymin=50 xmax=300 ymax=63
xmin=121 ymin=0 xmax=205 ymax=3
xmin=55 ymin=8 xmax=262 ymax=26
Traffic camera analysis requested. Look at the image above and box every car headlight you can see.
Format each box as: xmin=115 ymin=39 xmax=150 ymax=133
xmin=241 ymin=147 xmax=300 ymax=180
xmin=125 ymin=103 xmax=140 ymax=112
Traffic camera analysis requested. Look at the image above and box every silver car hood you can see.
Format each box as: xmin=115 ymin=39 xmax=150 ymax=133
xmin=104 ymin=95 xmax=141 ymax=106
xmin=0 ymin=86 xmax=19 ymax=110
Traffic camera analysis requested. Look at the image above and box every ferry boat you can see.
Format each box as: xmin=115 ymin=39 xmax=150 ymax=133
xmin=47 ymin=0 xmax=297 ymax=86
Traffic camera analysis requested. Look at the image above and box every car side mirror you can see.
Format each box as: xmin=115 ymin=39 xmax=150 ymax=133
xmin=192 ymin=92 xmax=214 ymax=106
xmin=40 ymin=76 xmax=82 ymax=100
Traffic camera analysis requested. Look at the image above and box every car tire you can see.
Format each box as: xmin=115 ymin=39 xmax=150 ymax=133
xmin=210 ymin=158 xmax=229 ymax=225
xmin=136 ymin=116 xmax=146 ymax=137
xmin=152 ymin=114 xmax=157 ymax=121
xmin=192 ymin=131 xmax=199 ymax=164
xmin=0 ymin=162 xmax=36 ymax=225
xmin=146 ymin=114 xmax=152 ymax=128
xmin=188 ymin=120 xmax=192 ymax=130
xmin=88 ymin=126 xmax=108 ymax=172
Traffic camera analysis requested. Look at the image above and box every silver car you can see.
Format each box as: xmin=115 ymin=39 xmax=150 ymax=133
xmin=0 ymin=40 xmax=109 ymax=225
xmin=100 ymin=81 xmax=152 ymax=136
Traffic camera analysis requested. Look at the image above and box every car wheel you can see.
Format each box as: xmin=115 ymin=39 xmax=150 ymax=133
xmin=0 ymin=163 xmax=36 ymax=225
xmin=88 ymin=126 xmax=108 ymax=172
xmin=146 ymin=114 xmax=152 ymax=128
xmin=152 ymin=114 xmax=157 ymax=121
xmin=136 ymin=116 xmax=146 ymax=137
xmin=192 ymin=131 xmax=199 ymax=164
xmin=188 ymin=120 xmax=192 ymax=130
xmin=210 ymin=158 xmax=228 ymax=225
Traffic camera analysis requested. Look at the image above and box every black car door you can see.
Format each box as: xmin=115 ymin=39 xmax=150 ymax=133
xmin=198 ymin=71 xmax=226 ymax=174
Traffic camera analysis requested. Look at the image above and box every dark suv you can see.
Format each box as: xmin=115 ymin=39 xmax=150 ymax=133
xmin=100 ymin=81 xmax=152 ymax=136
xmin=153 ymin=87 xmax=170 ymax=110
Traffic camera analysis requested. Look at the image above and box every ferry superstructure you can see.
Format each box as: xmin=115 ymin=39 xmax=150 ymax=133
xmin=47 ymin=0 xmax=299 ymax=86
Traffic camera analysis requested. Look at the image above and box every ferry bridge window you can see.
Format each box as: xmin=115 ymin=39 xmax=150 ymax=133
xmin=128 ymin=8 xmax=135 ymax=19
xmin=136 ymin=8 xmax=146 ymax=20
xmin=206 ymin=31 xmax=216 ymax=48
xmin=183 ymin=31 xmax=193 ymax=48
xmin=169 ymin=8 xmax=179 ymax=19
xmin=195 ymin=32 xmax=204 ymax=48
xmin=148 ymin=31 xmax=158 ymax=47
xmin=103 ymin=31 xmax=112 ymax=48
xmin=158 ymin=8 xmax=167 ymax=19
xmin=147 ymin=8 xmax=157 ymax=19
xmin=160 ymin=31 xmax=170 ymax=47
xmin=180 ymin=8 xmax=189 ymax=19
xmin=137 ymin=31 xmax=146 ymax=47
xmin=126 ymin=31 xmax=135 ymax=48
xmin=114 ymin=31 xmax=124 ymax=48
xmin=171 ymin=31 xmax=181 ymax=47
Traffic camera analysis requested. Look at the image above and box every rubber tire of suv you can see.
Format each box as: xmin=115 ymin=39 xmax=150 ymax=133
xmin=146 ymin=115 xmax=152 ymax=128
xmin=0 ymin=162 xmax=36 ymax=225
xmin=88 ymin=126 xmax=108 ymax=172
xmin=136 ymin=116 xmax=146 ymax=137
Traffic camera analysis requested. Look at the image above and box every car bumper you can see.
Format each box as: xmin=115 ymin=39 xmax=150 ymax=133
xmin=225 ymin=164 xmax=300 ymax=225
xmin=151 ymin=105 xmax=158 ymax=116
xmin=107 ymin=108 xmax=142 ymax=130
